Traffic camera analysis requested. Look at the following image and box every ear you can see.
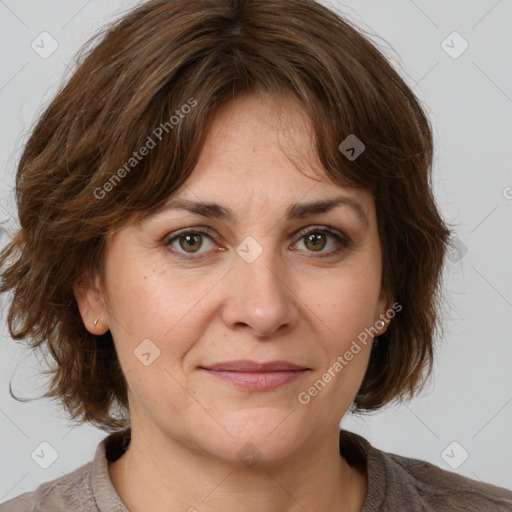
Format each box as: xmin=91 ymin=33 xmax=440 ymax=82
xmin=373 ymin=287 xmax=396 ymax=337
xmin=72 ymin=272 xmax=110 ymax=335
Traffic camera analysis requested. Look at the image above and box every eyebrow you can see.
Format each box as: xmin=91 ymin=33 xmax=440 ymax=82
xmin=140 ymin=196 xmax=369 ymax=229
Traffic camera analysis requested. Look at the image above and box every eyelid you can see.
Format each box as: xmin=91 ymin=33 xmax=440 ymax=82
xmin=162 ymin=224 xmax=353 ymax=259
xmin=290 ymin=225 xmax=354 ymax=256
xmin=293 ymin=224 xmax=351 ymax=244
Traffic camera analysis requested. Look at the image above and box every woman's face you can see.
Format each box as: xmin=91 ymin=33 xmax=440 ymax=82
xmin=76 ymin=93 xmax=392 ymax=464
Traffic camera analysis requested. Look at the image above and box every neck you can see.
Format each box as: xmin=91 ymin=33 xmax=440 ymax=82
xmin=108 ymin=425 xmax=368 ymax=512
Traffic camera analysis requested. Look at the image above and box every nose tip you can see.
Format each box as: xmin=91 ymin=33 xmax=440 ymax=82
xmin=221 ymin=251 xmax=299 ymax=339
xmin=233 ymin=318 xmax=288 ymax=339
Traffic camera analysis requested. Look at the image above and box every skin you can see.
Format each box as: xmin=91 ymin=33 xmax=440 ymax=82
xmin=74 ymin=93 xmax=393 ymax=512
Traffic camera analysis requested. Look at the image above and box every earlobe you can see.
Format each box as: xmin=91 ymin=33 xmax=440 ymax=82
xmin=72 ymin=274 xmax=109 ymax=335
xmin=375 ymin=290 xmax=395 ymax=336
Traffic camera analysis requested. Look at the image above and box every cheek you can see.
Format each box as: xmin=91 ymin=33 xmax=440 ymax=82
xmin=104 ymin=250 xmax=187 ymax=332
xmin=307 ymin=270 xmax=381 ymax=337
xmin=106 ymin=260 xmax=220 ymax=377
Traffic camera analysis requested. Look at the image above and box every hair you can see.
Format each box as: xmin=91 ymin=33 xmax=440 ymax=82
xmin=0 ymin=0 xmax=452 ymax=432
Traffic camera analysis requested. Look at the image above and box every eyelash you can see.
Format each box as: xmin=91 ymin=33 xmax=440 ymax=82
xmin=162 ymin=226 xmax=354 ymax=261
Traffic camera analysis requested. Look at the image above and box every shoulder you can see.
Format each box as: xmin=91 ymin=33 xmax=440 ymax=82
xmin=377 ymin=446 xmax=512 ymax=511
xmin=0 ymin=461 xmax=94 ymax=512
xmin=0 ymin=429 xmax=131 ymax=512
xmin=340 ymin=430 xmax=512 ymax=512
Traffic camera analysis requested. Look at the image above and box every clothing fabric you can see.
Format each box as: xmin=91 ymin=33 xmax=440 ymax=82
xmin=2 ymin=428 xmax=511 ymax=511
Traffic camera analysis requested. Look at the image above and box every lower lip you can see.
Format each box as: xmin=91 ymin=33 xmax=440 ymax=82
xmin=201 ymin=369 xmax=307 ymax=391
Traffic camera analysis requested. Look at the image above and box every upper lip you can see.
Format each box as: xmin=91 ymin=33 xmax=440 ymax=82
xmin=200 ymin=360 xmax=309 ymax=372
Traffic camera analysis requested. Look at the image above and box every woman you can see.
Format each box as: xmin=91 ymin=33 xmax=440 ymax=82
xmin=1 ymin=0 xmax=511 ymax=510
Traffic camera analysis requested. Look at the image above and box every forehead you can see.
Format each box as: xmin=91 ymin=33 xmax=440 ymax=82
xmin=123 ymin=93 xmax=376 ymax=233
xmin=174 ymin=93 xmax=374 ymax=217
xmin=201 ymin=93 xmax=315 ymax=163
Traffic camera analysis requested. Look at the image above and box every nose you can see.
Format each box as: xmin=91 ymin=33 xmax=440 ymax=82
xmin=220 ymin=246 xmax=300 ymax=339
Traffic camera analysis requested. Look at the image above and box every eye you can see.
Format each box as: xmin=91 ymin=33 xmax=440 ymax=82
xmin=163 ymin=227 xmax=218 ymax=259
xmin=292 ymin=226 xmax=353 ymax=257
xmin=162 ymin=225 xmax=353 ymax=260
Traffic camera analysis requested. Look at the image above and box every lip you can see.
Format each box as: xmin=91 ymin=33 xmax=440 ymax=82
xmin=199 ymin=360 xmax=311 ymax=391
xmin=201 ymin=360 xmax=309 ymax=372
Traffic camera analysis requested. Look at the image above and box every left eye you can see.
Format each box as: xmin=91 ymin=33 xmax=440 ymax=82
xmin=163 ymin=226 xmax=352 ymax=259
xmin=292 ymin=226 xmax=353 ymax=256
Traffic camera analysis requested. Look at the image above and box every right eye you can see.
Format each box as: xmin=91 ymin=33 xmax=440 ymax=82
xmin=163 ymin=227 xmax=221 ymax=259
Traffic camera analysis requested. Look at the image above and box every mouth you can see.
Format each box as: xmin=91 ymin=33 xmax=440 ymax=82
xmin=199 ymin=360 xmax=311 ymax=391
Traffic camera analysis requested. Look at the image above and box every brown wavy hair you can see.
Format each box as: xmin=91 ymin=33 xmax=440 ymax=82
xmin=0 ymin=0 xmax=452 ymax=432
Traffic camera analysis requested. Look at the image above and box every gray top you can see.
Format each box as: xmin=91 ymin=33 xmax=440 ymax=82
xmin=2 ymin=428 xmax=512 ymax=511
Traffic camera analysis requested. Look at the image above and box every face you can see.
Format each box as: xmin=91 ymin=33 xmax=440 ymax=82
xmin=75 ymin=93 xmax=392 ymax=464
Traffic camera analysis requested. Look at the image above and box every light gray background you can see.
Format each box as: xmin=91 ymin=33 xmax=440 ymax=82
xmin=1 ymin=0 xmax=511 ymax=503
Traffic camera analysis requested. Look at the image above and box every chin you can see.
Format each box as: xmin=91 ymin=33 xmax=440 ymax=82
xmin=190 ymin=409 xmax=311 ymax=466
